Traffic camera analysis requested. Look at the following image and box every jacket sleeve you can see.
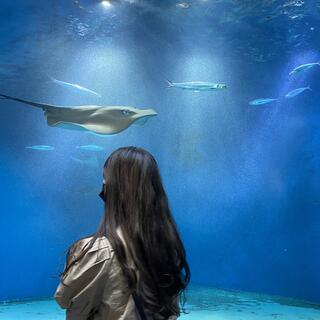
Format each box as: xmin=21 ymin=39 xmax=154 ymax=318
xmin=54 ymin=237 xmax=111 ymax=319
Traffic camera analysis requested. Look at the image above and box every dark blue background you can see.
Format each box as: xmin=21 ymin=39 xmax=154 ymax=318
xmin=0 ymin=0 xmax=319 ymax=304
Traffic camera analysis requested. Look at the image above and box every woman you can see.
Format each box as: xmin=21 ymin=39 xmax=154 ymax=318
xmin=54 ymin=146 xmax=191 ymax=320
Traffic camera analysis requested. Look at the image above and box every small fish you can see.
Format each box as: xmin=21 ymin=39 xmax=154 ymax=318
xmin=285 ymin=86 xmax=311 ymax=98
xmin=76 ymin=145 xmax=105 ymax=151
xmin=48 ymin=76 xmax=102 ymax=98
xmin=289 ymin=62 xmax=320 ymax=75
xmin=249 ymin=98 xmax=278 ymax=105
xmin=176 ymin=2 xmax=190 ymax=9
xmin=166 ymin=79 xmax=227 ymax=91
xmin=26 ymin=145 xmax=55 ymax=151
xmin=70 ymin=156 xmax=99 ymax=167
xmin=70 ymin=156 xmax=83 ymax=164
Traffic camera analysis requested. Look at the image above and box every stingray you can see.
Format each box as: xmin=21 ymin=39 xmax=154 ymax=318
xmin=0 ymin=93 xmax=158 ymax=135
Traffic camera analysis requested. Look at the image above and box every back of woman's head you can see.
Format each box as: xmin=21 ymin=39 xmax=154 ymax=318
xmin=101 ymin=146 xmax=190 ymax=317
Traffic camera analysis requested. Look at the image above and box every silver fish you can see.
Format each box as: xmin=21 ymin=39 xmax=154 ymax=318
xmin=0 ymin=94 xmax=158 ymax=135
xmin=26 ymin=145 xmax=55 ymax=150
xmin=49 ymin=76 xmax=102 ymax=98
xmin=76 ymin=145 xmax=104 ymax=151
xmin=70 ymin=156 xmax=99 ymax=167
xmin=289 ymin=62 xmax=320 ymax=75
xmin=249 ymin=98 xmax=278 ymax=105
xmin=176 ymin=2 xmax=190 ymax=9
xmin=285 ymin=86 xmax=311 ymax=98
xmin=166 ymin=79 xmax=227 ymax=92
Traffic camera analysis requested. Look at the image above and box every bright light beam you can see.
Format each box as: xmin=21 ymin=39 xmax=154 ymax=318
xmin=101 ymin=0 xmax=112 ymax=8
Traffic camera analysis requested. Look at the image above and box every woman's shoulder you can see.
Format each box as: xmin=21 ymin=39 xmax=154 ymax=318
xmin=70 ymin=234 xmax=113 ymax=259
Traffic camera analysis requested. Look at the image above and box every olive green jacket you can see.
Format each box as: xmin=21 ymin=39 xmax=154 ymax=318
xmin=54 ymin=236 xmax=179 ymax=320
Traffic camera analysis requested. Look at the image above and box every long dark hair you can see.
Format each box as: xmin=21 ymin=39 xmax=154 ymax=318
xmin=60 ymin=146 xmax=191 ymax=317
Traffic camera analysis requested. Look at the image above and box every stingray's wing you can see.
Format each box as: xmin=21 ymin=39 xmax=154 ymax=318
xmin=44 ymin=105 xmax=97 ymax=121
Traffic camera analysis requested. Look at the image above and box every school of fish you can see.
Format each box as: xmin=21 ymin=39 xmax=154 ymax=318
xmin=249 ymin=60 xmax=318 ymax=105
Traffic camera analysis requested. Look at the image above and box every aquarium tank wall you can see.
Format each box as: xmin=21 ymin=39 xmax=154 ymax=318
xmin=0 ymin=0 xmax=319 ymax=313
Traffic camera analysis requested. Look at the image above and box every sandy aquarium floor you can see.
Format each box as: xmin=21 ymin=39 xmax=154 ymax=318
xmin=1 ymin=283 xmax=319 ymax=320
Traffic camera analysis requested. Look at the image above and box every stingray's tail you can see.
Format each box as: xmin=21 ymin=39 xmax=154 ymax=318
xmin=0 ymin=93 xmax=57 ymax=110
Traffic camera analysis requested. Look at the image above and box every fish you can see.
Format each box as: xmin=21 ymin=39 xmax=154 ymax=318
xmin=70 ymin=156 xmax=99 ymax=167
xmin=48 ymin=76 xmax=102 ymax=98
xmin=70 ymin=156 xmax=84 ymax=164
xmin=0 ymin=93 xmax=158 ymax=135
xmin=289 ymin=62 xmax=320 ymax=75
xmin=285 ymin=86 xmax=311 ymax=98
xmin=76 ymin=145 xmax=104 ymax=151
xmin=249 ymin=98 xmax=278 ymax=105
xmin=166 ymin=79 xmax=227 ymax=92
xmin=176 ymin=2 xmax=190 ymax=9
xmin=25 ymin=145 xmax=55 ymax=150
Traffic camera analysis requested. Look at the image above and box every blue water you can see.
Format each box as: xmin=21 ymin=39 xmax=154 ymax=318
xmin=0 ymin=0 xmax=320 ymax=316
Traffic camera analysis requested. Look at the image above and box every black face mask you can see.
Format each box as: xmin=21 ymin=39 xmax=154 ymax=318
xmin=99 ymin=180 xmax=106 ymax=202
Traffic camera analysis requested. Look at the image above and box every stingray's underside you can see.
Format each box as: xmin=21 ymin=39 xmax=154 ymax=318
xmin=44 ymin=107 xmax=135 ymax=135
